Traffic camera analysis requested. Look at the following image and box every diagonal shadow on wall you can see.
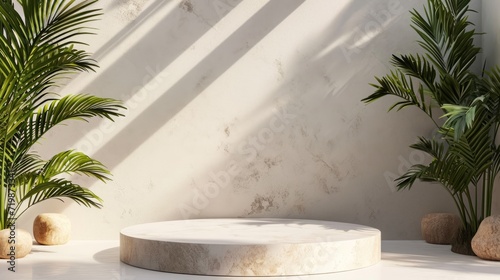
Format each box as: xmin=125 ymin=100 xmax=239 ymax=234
xmin=92 ymin=0 xmax=167 ymax=62
xmin=165 ymin=0 xmax=413 ymax=224
xmin=20 ymin=0 xmax=306 ymax=223
xmin=19 ymin=0 xmax=439 ymax=239
xmin=52 ymin=0 xmax=243 ymax=151
xmin=86 ymin=0 xmax=306 ymax=170
xmin=17 ymin=0 xmax=245 ymax=228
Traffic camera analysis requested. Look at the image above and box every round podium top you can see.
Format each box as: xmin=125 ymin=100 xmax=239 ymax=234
xmin=121 ymin=218 xmax=380 ymax=244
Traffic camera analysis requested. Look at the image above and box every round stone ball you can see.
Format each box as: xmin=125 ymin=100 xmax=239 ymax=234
xmin=0 ymin=228 xmax=33 ymax=258
xmin=421 ymin=213 xmax=461 ymax=244
xmin=33 ymin=213 xmax=71 ymax=245
xmin=472 ymin=215 xmax=500 ymax=260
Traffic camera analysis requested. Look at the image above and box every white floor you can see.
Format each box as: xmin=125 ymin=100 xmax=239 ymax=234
xmin=1 ymin=240 xmax=499 ymax=280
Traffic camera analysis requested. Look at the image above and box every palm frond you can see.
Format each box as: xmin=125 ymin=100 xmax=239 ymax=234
xmin=20 ymin=0 xmax=100 ymax=47
xmin=398 ymin=118 xmax=494 ymax=194
xmin=364 ymin=0 xmax=499 ymax=242
xmin=0 ymin=0 xmax=124 ymax=229
xmin=0 ymin=2 xmax=29 ymax=71
xmin=441 ymin=99 xmax=481 ymax=138
xmin=410 ymin=136 xmax=445 ymax=159
xmin=491 ymin=146 xmax=500 ymax=177
xmin=12 ymin=153 xmax=44 ymax=175
xmin=448 ymin=123 xmax=493 ymax=187
xmin=481 ymin=67 xmax=500 ymax=124
xmin=396 ymin=136 xmax=470 ymax=192
xmin=411 ymin=0 xmax=479 ymax=81
xmin=363 ymin=70 xmax=434 ymax=115
xmin=40 ymin=150 xmax=111 ymax=182
xmin=391 ymin=54 xmax=437 ymax=93
xmin=15 ymin=178 xmax=103 ymax=214
xmin=23 ymin=94 xmax=124 ymax=148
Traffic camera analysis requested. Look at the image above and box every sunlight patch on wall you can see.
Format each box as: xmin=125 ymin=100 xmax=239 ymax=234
xmin=315 ymin=0 xmax=404 ymax=62
xmin=69 ymin=1 xmax=268 ymax=160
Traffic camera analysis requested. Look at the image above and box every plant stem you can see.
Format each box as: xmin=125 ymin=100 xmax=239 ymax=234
xmin=0 ymin=160 xmax=5 ymax=229
xmin=456 ymin=193 xmax=472 ymax=229
xmin=446 ymin=186 xmax=467 ymax=228
xmin=475 ymin=180 xmax=478 ymax=221
xmin=485 ymin=168 xmax=494 ymax=217
xmin=0 ymin=105 xmax=10 ymax=230
xmin=482 ymin=170 xmax=487 ymax=220
xmin=464 ymin=187 xmax=477 ymax=230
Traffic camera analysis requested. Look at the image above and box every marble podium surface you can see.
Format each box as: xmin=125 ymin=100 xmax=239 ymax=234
xmin=120 ymin=218 xmax=381 ymax=276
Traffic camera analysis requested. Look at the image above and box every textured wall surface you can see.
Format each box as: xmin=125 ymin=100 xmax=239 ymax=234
xmin=483 ymin=0 xmax=500 ymax=66
xmin=16 ymin=0 xmax=490 ymax=240
xmin=482 ymin=0 xmax=500 ymax=217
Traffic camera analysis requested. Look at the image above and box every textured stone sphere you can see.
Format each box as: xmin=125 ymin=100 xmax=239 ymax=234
xmin=472 ymin=215 xmax=500 ymax=260
xmin=0 ymin=228 xmax=33 ymax=259
xmin=33 ymin=213 xmax=71 ymax=245
xmin=421 ymin=213 xmax=461 ymax=244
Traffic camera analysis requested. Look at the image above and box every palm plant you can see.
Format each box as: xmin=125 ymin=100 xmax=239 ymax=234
xmin=363 ymin=0 xmax=500 ymax=255
xmin=0 ymin=0 xmax=124 ymax=230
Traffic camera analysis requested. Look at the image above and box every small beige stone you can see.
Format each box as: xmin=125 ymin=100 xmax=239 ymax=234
xmin=472 ymin=215 xmax=500 ymax=260
xmin=421 ymin=213 xmax=461 ymax=244
xmin=33 ymin=213 xmax=71 ymax=245
xmin=0 ymin=228 xmax=33 ymax=259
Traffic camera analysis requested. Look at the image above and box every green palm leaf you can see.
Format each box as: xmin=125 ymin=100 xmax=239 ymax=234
xmin=0 ymin=0 xmax=125 ymax=229
xmin=13 ymin=178 xmax=103 ymax=220
xmin=40 ymin=150 xmax=111 ymax=182
xmin=396 ymin=137 xmax=471 ymax=193
xmin=363 ymin=70 xmax=433 ymax=114
xmin=12 ymin=153 xmax=44 ymax=175
xmin=364 ymin=0 xmax=500 ymax=239
xmin=24 ymin=94 xmax=125 ymax=148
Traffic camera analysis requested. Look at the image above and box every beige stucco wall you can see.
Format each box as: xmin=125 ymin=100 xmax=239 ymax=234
xmin=16 ymin=0 xmax=488 ymax=240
